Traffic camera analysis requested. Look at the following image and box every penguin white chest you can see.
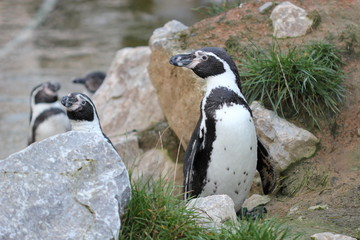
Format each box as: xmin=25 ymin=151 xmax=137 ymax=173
xmin=200 ymin=103 xmax=257 ymax=211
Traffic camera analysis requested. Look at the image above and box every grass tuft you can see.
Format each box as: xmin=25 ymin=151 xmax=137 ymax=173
xmin=226 ymin=37 xmax=345 ymax=128
xmin=120 ymin=177 xmax=301 ymax=240
xmin=192 ymin=0 xmax=244 ymax=17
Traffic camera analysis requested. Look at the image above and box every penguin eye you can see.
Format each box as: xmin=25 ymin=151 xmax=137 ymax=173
xmin=80 ymin=100 xmax=86 ymax=106
xmin=201 ymin=55 xmax=208 ymax=61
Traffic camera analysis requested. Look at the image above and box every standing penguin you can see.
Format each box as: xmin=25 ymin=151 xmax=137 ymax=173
xmin=72 ymin=71 xmax=106 ymax=94
xmin=169 ymin=47 xmax=276 ymax=213
xmin=28 ymin=81 xmax=71 ymax=145
xmin=61 ymin=92 xmax=114 ymax=147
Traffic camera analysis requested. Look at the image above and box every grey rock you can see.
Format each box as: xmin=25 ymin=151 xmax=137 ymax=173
xmin=93 ymin=46 xmax=164 ymax=138
xmin=270 ymin=1 xmax=313 ymax=38
xmin=250 ymin=101 xmax=319 ymax=172
xmin=187 ymin=195 xmax=237 ymax=229
xmin=242 ymin=194 xmax=271 ymax=211
xmin=0 ymin=131 xmax=131 ymax=240
xmin=311 ymin=232 xmax=357 ymax=240
xmin=131 ymin=149 xmax=183 ymax=188
xmin=259 ymin=2 xmax=273 ymax=14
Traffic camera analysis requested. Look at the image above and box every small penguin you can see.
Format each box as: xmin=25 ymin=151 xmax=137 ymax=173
xmin=169 ymin=47 xmax=276 ymax=213
xmin=72 ymin=71 xmax=106 ymax=94
xmin=61 ymin=92 xmax=113 ymax=147
xmin=28 ymin=81 xmax=71 ymax=145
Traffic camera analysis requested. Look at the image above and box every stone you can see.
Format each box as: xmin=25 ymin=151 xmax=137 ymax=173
xmin=0 ymin=131 xmax=131 ymax=240
xmin=131 ymin=149 xmax=183 ymax=188
xmin=242 ymin=194 xmax=271 ymax=211
xmin=186 ymin=195 xmax=237 ymax=229
xmin=259 ymin=2 xmax=273 ymax=14
xmin=250 ymin=101 xmax=319 ymax=172
xmin=270 ymin=1 xmax=314 ymax=38
xmin=311 ymin=232 xmax=357 ymax=240
xmin=287 ymin=205 xmax=299 ymax=216
xmin=149 ymin=20 xmax=203 ymax=148
xmin=111 ymin=132 xmax=144 ymax=167
xmin=93 ymin=46 xmax=164 ymax=138
xmin=309 ymin=204 xmax=329 ymax=210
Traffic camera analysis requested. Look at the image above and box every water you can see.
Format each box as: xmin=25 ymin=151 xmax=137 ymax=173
xmin=0 ymin=0 xmax=204 ymax=158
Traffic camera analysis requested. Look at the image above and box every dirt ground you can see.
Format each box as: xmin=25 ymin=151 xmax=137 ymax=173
xmin=181 ymin=0 xmax=360 ymax=238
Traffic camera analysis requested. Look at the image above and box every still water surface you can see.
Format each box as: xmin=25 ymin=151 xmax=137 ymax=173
xmin=0 ymin=0 xmax=204 ymax=158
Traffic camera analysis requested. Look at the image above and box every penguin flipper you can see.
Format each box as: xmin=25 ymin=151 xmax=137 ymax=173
xmin=257 ymin=138 xmax=276 ymax=194
xmin=183 ymin=118 xmax=202 ymax=200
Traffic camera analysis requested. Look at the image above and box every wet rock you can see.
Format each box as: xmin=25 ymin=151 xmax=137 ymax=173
xmin=93 ymin=46 xmax=164 ymax=138
xmin=242 ymin=194 xmax=271 ymax=211
xmin=270 ymin=1 xmax=314 ymax=38
xmin=250 ymin=101 xmax=319 ymax=172
xmin=148 ymin=20 xmax=203 ymax=148
xmin=259 ymin=2 xmax=273 ymax=14
xmin=311 ymin=232 xmax=357 ymax=240
xmin=0 ymin=131 xmax=131 ymax=240
xmin=186 ymin=195 xmax=237 ymax=229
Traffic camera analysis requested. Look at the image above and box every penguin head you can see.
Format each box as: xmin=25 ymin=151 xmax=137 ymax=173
xmin=169 ymin=47 xmax=241 ymax=84
xmin=72 ymin=71 xmax=106 ymax=94
xmin=61 ymin=92 xmax=97 ymax=122
xmin=31 ymin=81 xmax=61 ymax=104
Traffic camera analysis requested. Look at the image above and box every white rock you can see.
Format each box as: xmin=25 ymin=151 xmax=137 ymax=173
xmin=0 ymin=131 xmax=131 ymax=240
xmin=250 ymin=101 xmax=319 ymax=171
xmin=187 ymin=195 xmax=237 ymax=229
xmin=270 ymin=1 xmax=313 ymax=38
xmin=242 ymin=194 xmax=271 ymax=211
xmin=259 ymin=2 xmax=273 ymax=14
xmin=311 ymin=232 xmax=357 ymax=240
xmin=149 ymin=20 xmax=188 ymax=48
xmin=93 ymin=46 xmax=164 ymax=138
xmin=308 ymin=204 xmax=329 ymax=210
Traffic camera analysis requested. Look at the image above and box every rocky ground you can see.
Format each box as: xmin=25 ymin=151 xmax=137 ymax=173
xmin=177 ymin=0 xmax=360 ymax=237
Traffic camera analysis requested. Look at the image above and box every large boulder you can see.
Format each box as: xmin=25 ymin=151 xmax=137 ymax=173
xmin=0 ymin=131 xmax=131 ymax=240
xmin=93 ymin=46 xmax=164 ymax=138
xmin=149 ymin=20 xmax=203 ymax=148
xmin=251 ymin=101 xmax=319 ymax=171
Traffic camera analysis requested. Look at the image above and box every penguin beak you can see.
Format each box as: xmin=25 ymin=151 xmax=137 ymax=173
xmin=169 ymin=53 xmax=194 ymax=68
xmin=61 ymin=95 xmax=76 ymax=108
xmin=72 ymin=78 xmax=86 ymax=84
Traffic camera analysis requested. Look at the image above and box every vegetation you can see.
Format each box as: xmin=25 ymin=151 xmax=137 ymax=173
xmin=120 ymin=177 xmax=301 ymax=240
xmin=225 ymin=37 xmax=345 ymax=127
xmin=193 ymin=0 xmax=244 ymax=17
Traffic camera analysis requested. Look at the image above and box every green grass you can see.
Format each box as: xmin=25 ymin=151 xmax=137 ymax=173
xmin=119 ymin=177 xmax=301 ymax=240
xmin=192 ymin=0 xmax=244 ymax=17
xmin=226 ymin=37 xmax=345 ymax=127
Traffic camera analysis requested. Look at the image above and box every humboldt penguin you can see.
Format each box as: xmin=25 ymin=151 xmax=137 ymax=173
xmin=72 ymin=71 xmax=106 ymax=94
xmin=61 ymin=92 xmax=114 ymax=147
xmin=169 ymin=47 xmax=276 ymax=213
xmin=28 ymin=81 xmax=71 ymax=145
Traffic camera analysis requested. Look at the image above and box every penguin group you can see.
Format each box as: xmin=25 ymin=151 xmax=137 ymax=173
xmin=27 ymin=47 xmax=275 ymax=213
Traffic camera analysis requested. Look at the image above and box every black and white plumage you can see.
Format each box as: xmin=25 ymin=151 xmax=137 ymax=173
xmin=28 ymin=81 xmax=71 ymax=145
xmin=72 ymin=71 xmax=106 ymax=94
xmin=61 ymin=92 xmax=113 ymax=147
xmin=169 ymin=47 xmax=276 ymax=212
